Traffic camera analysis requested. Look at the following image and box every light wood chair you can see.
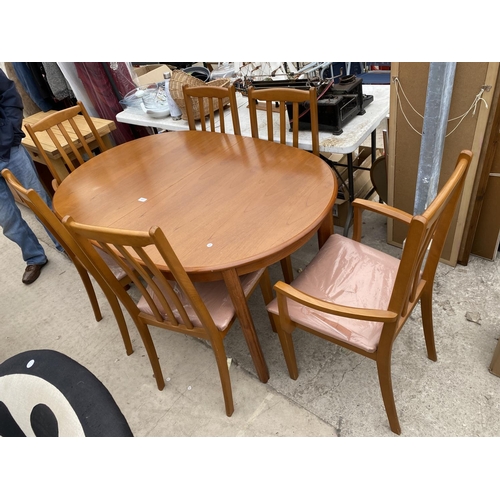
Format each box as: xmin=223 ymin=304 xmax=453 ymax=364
xmin=61 ymin=218 xmax=274 ymax=416
xmin=24 ymin=101 xmax=110 ymax=190
xmin=247 ymin=85 xmax=320 ymax=156
xmin=182 ymin=84 xmax=241 ymax=135
xmin=1 ymin=168 xmax=133 ymax=357
xmin=247 ymin=85 xmax=321 ymax=284
xmin=266 ymin=150 xmax=473 ymax=434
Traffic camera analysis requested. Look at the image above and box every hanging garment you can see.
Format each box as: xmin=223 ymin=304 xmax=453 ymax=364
xmin=11 ymin=62 xmax=54 ymax=112
xmin=42 ymin=63 xmax=75 ymax=101
xmin=105 ymin=62 xmax=136 ymax=99
xmin=57 ymin=62 xmax=98 ymax=117
xmin=26 ymin=63 xmax=54 ymax=101
xmin=74 ymin=62 xmax=147 ymax=145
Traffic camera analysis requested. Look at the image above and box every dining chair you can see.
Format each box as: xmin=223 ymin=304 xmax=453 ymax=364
xmin=266 ymin=150 xmax=473 ymax=434
xmin=61 ymin=218 xmax=274 ymax=416
xmin=1 ymin=168 xmax=134 ymax=357
xmin=24 ymin=101 xmax=110 ymax=189
xmin=247 ymin=85 xmax=321 ymax=284
xmin=182 ymin=84 xmax=241 ymax=135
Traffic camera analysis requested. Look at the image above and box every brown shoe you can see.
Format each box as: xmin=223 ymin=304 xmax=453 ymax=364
xmin=22 ymin=260 xmax=48 ymax=285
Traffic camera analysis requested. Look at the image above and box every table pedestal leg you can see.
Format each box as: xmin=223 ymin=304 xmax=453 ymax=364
xmin=102 ymin=134 xmax=114 ymax=150
xmin=222 ymin=268 xmax=269 ymax=383
xmin=343 ymin=152 xmax=355 ymax=237
xmin=317 ymin=211 xmax=334 ymax=248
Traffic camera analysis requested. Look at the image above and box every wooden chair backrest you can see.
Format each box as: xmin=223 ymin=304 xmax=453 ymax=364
xmin=24 ymin=101 xmax=109 ymax=185
xmin=2 ymin=167 xmax=136 ymax=356
xmin=182 ymin=84 xmax=241 ymax=135
xmin=389 ymin=150 xmax=472 ymax=321
xmin=247 ymin=86 xmax=320 ymax=156
xmin=62 ymin=219 xmax=219 ymax=338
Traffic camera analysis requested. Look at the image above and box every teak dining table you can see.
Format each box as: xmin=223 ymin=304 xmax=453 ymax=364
xmin=52 ymin=130 xmax=338 ymax=382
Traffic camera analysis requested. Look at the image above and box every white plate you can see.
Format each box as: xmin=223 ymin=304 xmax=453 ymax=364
xmin=146 ymin=107 xmax=171 ymax=118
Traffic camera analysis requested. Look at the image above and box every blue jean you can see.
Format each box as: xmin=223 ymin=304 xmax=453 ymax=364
xmin=0 ymin=144 xmax=63 ymax=265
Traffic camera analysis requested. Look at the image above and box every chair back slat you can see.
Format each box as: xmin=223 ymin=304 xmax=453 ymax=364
xmin=63 ymin=220 xmax=215 ymax=333
xmin=291 ymin=101 xmax=299 ymax=147
xmin=131 ymin=244 xmax=190 ymax=327
xmin=68 ymin=117 xmax=96 ymax=159
xmin=390 ymin=151 xmax=472 ymax=319
xmin=247 ymin=86 xmax=320 ymax=156
xmin=216 ymin=98 xmax=224 ymax=133
xmin=85 ymin=236 xmax=179 ymax=326
xmin=135 ymin=245 xmax=194 ymax=327
xmin=24 ymin=101 xmax=109 ymax=185
xmin=196 ymin=96 xmax=207 ymax=132
xmin=183 ymin=84 xmax=241 ymax=135
xmin=122 ymin=243 xmax=183 ymax=325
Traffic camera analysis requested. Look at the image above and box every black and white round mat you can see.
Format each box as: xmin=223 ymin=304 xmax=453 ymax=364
xmin=0 ymin=350 xmax=133 ymax=437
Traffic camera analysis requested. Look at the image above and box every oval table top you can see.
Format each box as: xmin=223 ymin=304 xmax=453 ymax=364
xmin=53 ymin=130 xmax=337 ymax=279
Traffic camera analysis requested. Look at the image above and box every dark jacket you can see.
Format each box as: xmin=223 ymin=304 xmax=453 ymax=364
xmin=0 ymin=69 xmax=25 ymax=161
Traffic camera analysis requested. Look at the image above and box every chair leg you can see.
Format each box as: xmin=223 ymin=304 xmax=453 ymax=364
xmin=274 ymin=316 xmax=299 ymax=380
xmin=74 ymin=265 xmax=102 ymax=322
xmin=376 ymin=353 xmax=401 ymax=435
xmin=420 ymin=289 xmax=437 ymax=361
xmin=259 ymin=268 xmax=277 ymax=333
xmin=211 ymin=336 xmax=234 ymax=417
xmin=134 ymin=320 xmax=165 ymax=391
xmin=106 ymin=293 xmax=134 ymax=356
xmin=91 ymin=276 xmax=134 ymax=356
xmin=280 ymin=256 xmax=294 ymax=284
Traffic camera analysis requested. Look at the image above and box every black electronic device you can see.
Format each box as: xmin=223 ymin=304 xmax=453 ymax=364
xmin=287 ymin=75 xmax=374 ymax=135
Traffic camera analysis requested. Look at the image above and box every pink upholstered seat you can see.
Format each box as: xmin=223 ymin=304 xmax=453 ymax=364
xmin=267 ymin=234 xmax=400 ymax=352
xmin=138 ymin=270 xmax=265 ymax=331
xmin=96 ymin=248 xmax=127 ymax=282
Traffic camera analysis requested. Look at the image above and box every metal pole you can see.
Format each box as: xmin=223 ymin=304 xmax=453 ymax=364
xmin=413 ymin=62 xmax=457 ymax=215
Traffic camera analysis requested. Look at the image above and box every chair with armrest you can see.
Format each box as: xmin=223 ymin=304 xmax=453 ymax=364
xmin=247 ymin=85 xmax=321 ymax=284
xmin=182 ymin=84 xmax=241 ymax=135
xmin=61 ymin=218 xmax=274 ymax=415
xmin=1 ymin=168 xmax=134 ymax=357
xmin=24 ymin=101 xmax=110 ymax=190
xmin=266 ymin=150 xmax=473 ymax=434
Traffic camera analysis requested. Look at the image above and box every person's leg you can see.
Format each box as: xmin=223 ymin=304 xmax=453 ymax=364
xmin=6 ymin=145 xmax=64 ymax=252
xmin=0 ymin=174 xmax=47 ymax=265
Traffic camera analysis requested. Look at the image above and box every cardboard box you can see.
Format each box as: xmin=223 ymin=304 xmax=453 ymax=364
xmin=471 ymin=135 xmax=500 ymax=261
xmin=133 ymin=64 xmax=172 ymax=86
xmin=471 ymin=174 xmax=500 ymax=261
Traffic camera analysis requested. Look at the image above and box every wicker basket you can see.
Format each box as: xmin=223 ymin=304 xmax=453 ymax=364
xmin=169 ymin=70 xmax=231 ymax=120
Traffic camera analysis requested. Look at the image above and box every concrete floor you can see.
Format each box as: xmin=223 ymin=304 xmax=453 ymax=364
xmin=1 ymin=197 xmax=499 ymax=439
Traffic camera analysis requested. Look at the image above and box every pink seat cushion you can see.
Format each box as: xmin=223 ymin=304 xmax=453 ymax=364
xmin=96 ymin=247 xmax=128 ymax=281
xmin=267 ymin=234 xmax=400 ymax=352
xmin=138 ymin=269 xmax=265 ymax=331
